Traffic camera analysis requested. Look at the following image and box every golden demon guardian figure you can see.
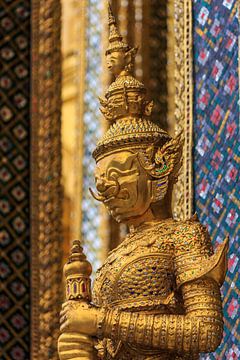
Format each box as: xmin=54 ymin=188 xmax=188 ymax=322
xmin=58 ymin=5 xmax=228 ymax=360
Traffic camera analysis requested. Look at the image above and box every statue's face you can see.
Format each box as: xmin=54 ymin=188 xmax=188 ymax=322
xmin=106 ymin=51 xmax=126 ymax=77
xmin=93 ymin=151 xmax=152 ymax=223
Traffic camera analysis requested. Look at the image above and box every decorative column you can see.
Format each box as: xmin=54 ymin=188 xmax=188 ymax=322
xmin=0 ymin=1 xmax=31 ymax=359
xmin=31 ymin=1 xmax=63 ymax=359
xmin=172 ymin=0 xmax=194 ymax=220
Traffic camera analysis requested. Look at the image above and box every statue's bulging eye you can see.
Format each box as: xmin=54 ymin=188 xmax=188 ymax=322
xmin=107 ymin=170 xmax=119 ymax=179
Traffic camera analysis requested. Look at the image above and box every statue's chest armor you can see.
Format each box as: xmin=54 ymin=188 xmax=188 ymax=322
xmin=93 ymin=223 xmax=176 ymax=310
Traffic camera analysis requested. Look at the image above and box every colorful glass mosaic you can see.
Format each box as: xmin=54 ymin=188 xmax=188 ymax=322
xmin=82 ymin=0 xmax=103 ymax=274
xmin=0 ymin=1 xmax=30 ymax=359
xmin=193 ymin=1 xmax=239 ymax=359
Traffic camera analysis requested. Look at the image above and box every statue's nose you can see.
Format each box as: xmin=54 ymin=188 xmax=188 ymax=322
xmin=96 ymin=178 xmax=107 ymax=193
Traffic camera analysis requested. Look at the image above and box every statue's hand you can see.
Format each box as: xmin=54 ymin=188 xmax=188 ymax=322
xmin=60 ymin=301 xmax=100 ymax=336
xmin=58 ymin=332 xmax=96 ymax=360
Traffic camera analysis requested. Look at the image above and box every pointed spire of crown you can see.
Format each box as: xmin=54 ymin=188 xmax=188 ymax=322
xmin=106 ymin=3 xmax=131 ymax=55
xmin=92 ymin=4 xmax=173 ymax=163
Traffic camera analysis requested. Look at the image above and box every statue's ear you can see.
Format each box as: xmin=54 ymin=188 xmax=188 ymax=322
xmin=137 ymin=145 xmax=155 ymax=172
xmin=160 ymin=132 xmax=184 ymax=176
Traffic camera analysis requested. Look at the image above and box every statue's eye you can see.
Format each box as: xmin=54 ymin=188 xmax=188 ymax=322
xmin=107 ymin=170 xmax=119 ymax=179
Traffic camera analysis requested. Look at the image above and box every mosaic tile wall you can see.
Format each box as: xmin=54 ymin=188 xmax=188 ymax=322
xmin=0 ymin=1 xmax=30 ymax=359
xmin=193 ymin=1 xmax=239 ymax=359
xmin=82 ymin=0 xmax=103 ymax=274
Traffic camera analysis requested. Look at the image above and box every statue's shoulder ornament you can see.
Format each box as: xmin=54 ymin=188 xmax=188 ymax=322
xmin=174 ymin=214 xmax=229 ymax=289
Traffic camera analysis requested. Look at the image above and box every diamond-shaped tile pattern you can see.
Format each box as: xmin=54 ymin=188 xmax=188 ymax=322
xmin=82 ymin=0 xmax=103 ymax=275
xmin=0 ymin=1 xmax=30 ymax=359
xmin=193 ymin=1 xmax=239 ymax=359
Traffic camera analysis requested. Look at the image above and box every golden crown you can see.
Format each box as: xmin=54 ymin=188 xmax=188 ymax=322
xmin=93 ymin=4 xmax=183 ymax=173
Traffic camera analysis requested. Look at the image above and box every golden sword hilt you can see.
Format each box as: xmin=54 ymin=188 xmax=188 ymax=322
xmin=58 ymin=240 xmax=97 ymax=360
xmin=64 ymin=240 xmax=92 ymax=302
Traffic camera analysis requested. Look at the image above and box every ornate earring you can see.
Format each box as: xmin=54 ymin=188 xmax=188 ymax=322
xmin=151 ymin=177 xmax=169 ymax=202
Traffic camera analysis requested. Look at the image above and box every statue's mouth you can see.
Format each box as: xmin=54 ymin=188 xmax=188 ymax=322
xmin=89 ymin=180 xmax=120 ymax=203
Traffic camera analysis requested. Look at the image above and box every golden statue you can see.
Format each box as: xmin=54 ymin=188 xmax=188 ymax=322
xmin=58 ymin=5 xmax=228 ymax=360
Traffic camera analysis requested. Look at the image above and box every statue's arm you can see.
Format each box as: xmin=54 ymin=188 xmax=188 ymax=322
xmin=100 ymin=277 xmax=223 ymax=354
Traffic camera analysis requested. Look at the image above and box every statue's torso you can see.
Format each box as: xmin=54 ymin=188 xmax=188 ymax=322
xmin=93 ymin=219 xmax=199 ymax=360
xmin=93 ymin=219 xmax=182 ymax=310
